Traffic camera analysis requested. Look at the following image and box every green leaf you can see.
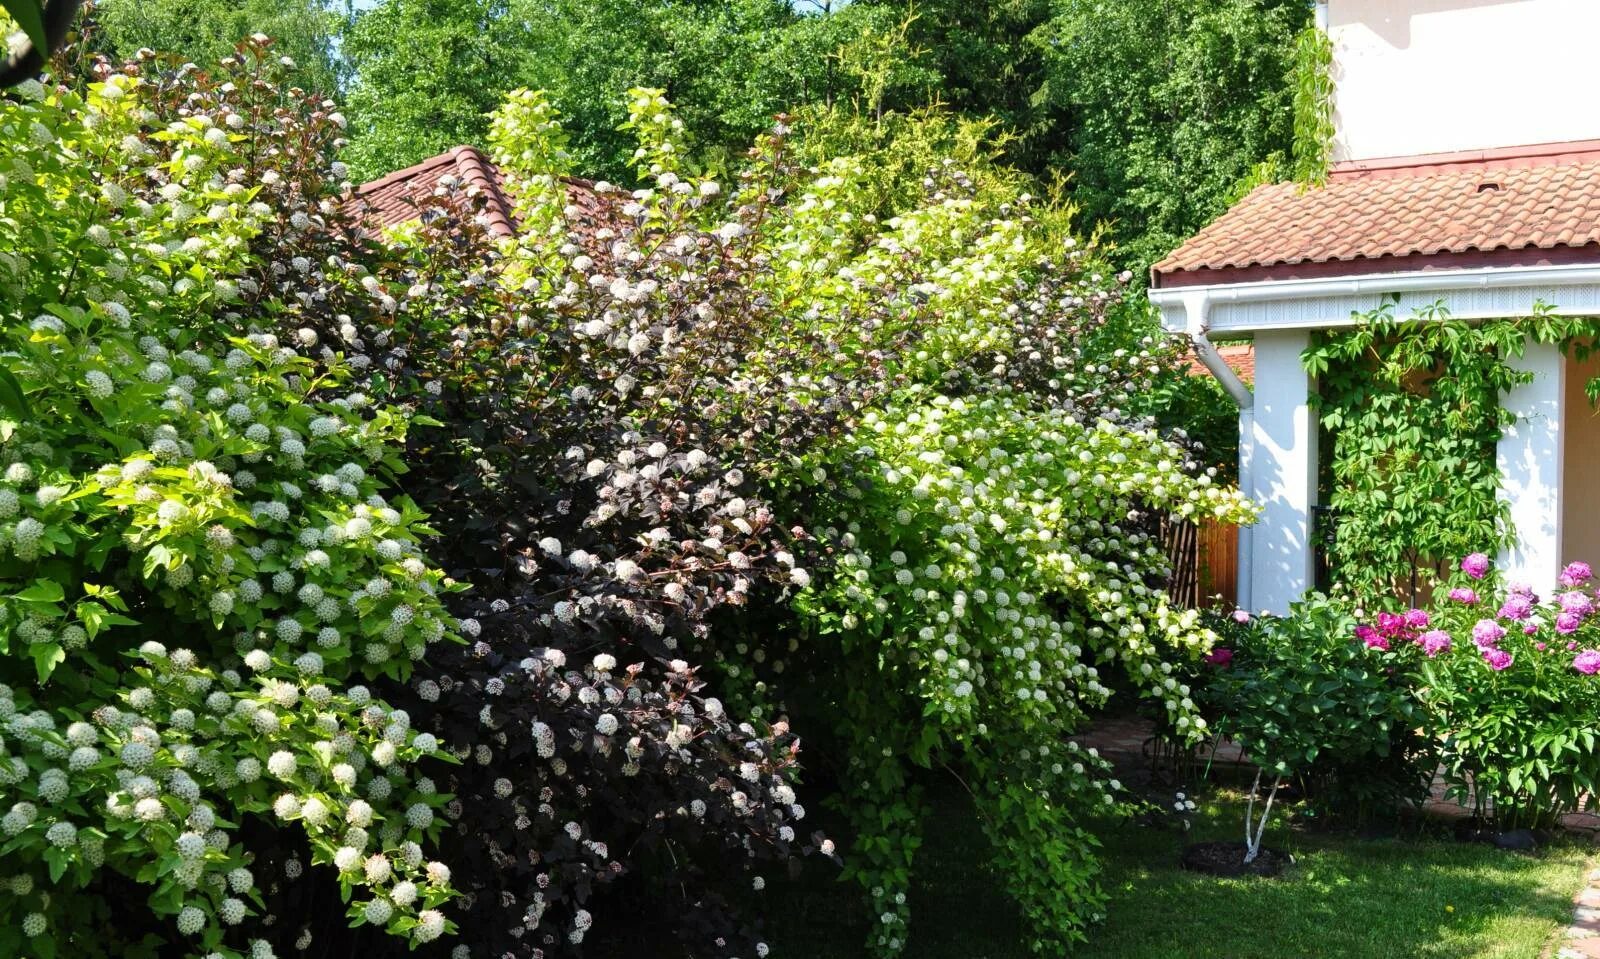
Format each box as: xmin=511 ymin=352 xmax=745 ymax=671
xmin=13 ymin=579 xmax=64 ymax=603
xmin=0 ymin=0 xmax=47 ymax=53
xmin=32 ymin=642 xmax=65 ymax=684
xmin=0 ymin=366 xmax=28 ymax=421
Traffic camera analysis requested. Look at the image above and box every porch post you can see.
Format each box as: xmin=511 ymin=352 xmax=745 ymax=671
xmin=1247 ymin=330 xmax=1318 ymax=614
xmin=1497 ymin=339 xmax=1563 ymax=592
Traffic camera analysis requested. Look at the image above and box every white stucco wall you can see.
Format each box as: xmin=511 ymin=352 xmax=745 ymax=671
xmin=1245 ymin=331 xmax=1318 ymax=614
xmin=1330 ymin=0 xmax=1600 ymax=162
xmin=1497 ymin=340 xmax=1564 ymax=592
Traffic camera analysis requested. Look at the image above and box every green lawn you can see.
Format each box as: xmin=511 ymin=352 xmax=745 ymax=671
xmin=768 ymin=786 xmax=1591 ymax=959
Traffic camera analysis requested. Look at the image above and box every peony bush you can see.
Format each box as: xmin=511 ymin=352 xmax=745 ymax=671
xmin=1376 ymin=555 xmax=1600 ymax=829
xmin=1198 ymin=551 xmax=1600 ymax=848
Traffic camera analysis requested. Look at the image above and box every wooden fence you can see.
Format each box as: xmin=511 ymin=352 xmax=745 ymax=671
xmin=1162 ymin=515 xmax=1239 ymax=610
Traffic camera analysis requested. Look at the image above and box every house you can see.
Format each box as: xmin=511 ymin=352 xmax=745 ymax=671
xmin=1151 ymin=0 xmax=1600 ymax=613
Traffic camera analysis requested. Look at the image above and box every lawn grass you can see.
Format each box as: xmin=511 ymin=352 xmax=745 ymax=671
xmin=767 ymin=785 xmax=1591 ymax=959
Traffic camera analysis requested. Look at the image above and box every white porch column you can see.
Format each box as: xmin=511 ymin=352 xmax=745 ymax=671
xmin=1246 ymin=331 xmax=1318 ymax=614
xmin=1497 ymin=339 xmax=1563 ymax=592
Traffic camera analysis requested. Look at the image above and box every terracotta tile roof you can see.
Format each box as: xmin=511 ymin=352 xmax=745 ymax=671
xmin=1183 ymin=343 xmax=1253 ymax=383
xmin=349 ymin=145 xmax=612 ymax=238
xmin=1152 ymin=145 xmax=1600 ymax=288
xmin=353 ymin=146 xmax=518 ymax=236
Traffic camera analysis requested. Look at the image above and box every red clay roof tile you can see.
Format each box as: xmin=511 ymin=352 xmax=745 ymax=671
xmin=349 ymin=145 xmax=609 ymax=238
xmin=1152 ymin=147 xmax=1600 ymax=287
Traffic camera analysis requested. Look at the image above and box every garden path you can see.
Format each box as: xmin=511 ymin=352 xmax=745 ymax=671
xmin=1555 ymin=867 xmax=1600 ymax=958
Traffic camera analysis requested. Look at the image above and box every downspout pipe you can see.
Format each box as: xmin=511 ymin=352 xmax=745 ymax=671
xmin=1182 ymin=291 xmax=1255 ymax=613
xmin=1315 ymin=0 xmax=1328 ymax=31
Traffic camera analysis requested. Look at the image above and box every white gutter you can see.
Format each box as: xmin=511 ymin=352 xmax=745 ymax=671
xmin=1149 ymin=263 xmax=1600 ymax=333
xmin=1314 ymin=0 xmax=1328 ymax=31
xmin=1179 ymin=290 xmax=1254 ymax=612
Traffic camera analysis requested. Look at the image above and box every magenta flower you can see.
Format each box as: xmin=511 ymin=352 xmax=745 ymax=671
xmin=1536 ymin=641 xmax=1548 ymax=651
xmin=1471 ymin=619 xmax=1506 ymax=648
xmin=1575 ymin=650 xmax=1600 ymax=675
xmin=1364 ymin=634 xmax=1391 ymax=651
xmin=1403 ymin=608 xmax=1431 ymax=629
xmin=1419 ymin=630 xmax=1451 ymax=657
xmin=1483 ymin=648 xmax=1513 ymax=671
xmin=1525 ymin=622 xmax=1540 ymax=635
xmin=1570 ymin=641 xmax=1581 ymax=651
xmin=1205 ymin=648 xmax=1234 ymax=667
xmin=1561 ymin=562 xmax=1594 ymax=587
xmin=1559 ymin=590 xmax=1595 ymax=616
xmin=1498 ymin=593 xmax=1534 ymax=621
xmin=1461 ymin=552 xmax=1492 ymax=579
xmin=1448 ymin=587 xmax=1479 ymax=605
xmin=1557 ymin=611 xmax=1584 ymax=635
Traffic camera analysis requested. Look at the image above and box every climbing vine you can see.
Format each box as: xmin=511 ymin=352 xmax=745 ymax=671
xmin=1305 ymin=302 xmax=1597 ymax=603
xmin=1290 ymin=22 xmax=1335 ymax=187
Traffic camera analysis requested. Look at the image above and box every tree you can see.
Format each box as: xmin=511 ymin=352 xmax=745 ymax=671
xmin=340 ymin=0 xmax=918 ymax=182
xmin=89 ymin=0 xmax=346 ymax=93
xmin=1034 ymin=0 xmax=1308 ymax=268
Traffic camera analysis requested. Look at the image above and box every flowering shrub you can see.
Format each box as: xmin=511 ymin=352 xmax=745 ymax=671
xmin=1198 ymin=600 xmax=1434 ymax=829
xmin=347 ymin=86 xmax=1253 ymax=955
xmin=0 ymin=43 xmax=458 ymax=959
xmin=2 ymin=38 xmax=1255 ymax=957
xmin=1366 ymin=556 xmax=1600 ymax=829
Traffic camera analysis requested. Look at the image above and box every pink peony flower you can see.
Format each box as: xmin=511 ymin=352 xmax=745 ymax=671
xmin=1558 ymin=590 xmax=1595 ymax=616
xmin=1403 ymin=608 xmax=1431 ymax=629
xmin=1419 ymin=630 xmax=1451 ymax=657
xmin=1205 ymin=648 xmax=1234 ymax=667
xmin=1524 ymin=622 xmax=1540 ymax=635
xmin=1448 ymin=587 xmax=1479 ymax=605
xmin=1561 ymin=562 xmax=1594 ymax=587
xmin=1498 ymin=593 xmax=1534 ymax=621
xmin=1364 ymin=634 xmax=1391 ymax=651
xmin=1460 ymin=552 xmax=1492 ymax=580
xmin=1557 ymin=611 xmax=1584 ymax=635
xmin=1574 ymin=650 xmax=1600 ymax=675
xmin=1483 ymin=648 xmax=1513 ymax=671
xmin=1471 ymin=619 xmax=1506 ymax=648
xmin=1536 ymin=641 xmax=1548 ymax=651
xmin=1231 ymin=609 xmax=1251 ymax=624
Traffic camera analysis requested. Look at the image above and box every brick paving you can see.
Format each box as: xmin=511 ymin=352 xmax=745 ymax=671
xmin=1554 ymin=869 xmax=1600 ymax=959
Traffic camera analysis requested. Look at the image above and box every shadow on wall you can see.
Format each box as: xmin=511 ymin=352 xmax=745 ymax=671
xmin=1329 ymin=0 xmax=1546 ymax=50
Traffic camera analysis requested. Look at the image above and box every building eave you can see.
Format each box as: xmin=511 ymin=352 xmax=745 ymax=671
xmin=1148 ymin=262 xmax=1600 ymax=336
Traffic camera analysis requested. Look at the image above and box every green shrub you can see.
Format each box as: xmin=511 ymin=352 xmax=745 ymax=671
xmin=1201 ymin=599 xmax=1434 ymax=824
xmin=1389 ymin=557 xmax=1600 ymax=829
xmin=0 ymin=46 xmax=458 ymax=959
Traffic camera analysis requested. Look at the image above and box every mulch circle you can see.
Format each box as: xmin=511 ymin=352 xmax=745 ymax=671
xmin=1179 ymin=840 xmax=1292 ymax=878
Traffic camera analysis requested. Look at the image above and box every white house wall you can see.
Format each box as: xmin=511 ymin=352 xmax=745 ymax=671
xmin=1498 ymin=340 xmax=1564 ymax=591
xmin=1245 ymin=331 xmax=1318 ymax=614
xmin=1330 ymin=0 xmax=1600 ymax=162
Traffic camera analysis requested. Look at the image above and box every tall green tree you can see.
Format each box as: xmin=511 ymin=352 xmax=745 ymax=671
xmin=340 ymin=0 xmax=922 ymax=182
xmin=1035 ymin=0 xmax=1308 ymax=268
xmin=90 ymin=0 xmax=346 ymax=92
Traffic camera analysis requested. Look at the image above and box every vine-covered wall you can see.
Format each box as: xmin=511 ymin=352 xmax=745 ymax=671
xmin=1303 ymin=302 xmax=1600 ymax=603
